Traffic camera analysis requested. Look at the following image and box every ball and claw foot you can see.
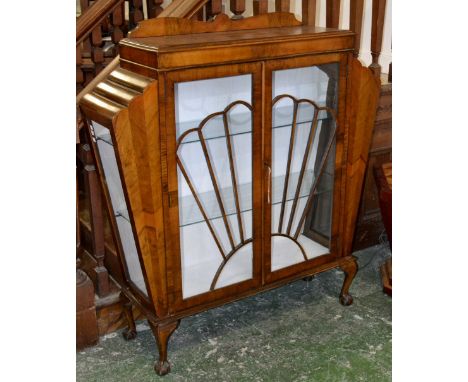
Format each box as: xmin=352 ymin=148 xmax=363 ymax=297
xmin=122 ymin=328 xmax=137 ymax=341
xmin=154 ymin=361 xmax=171 ymax=376
xmin=339 ymin=293 xmax=353 ymax=306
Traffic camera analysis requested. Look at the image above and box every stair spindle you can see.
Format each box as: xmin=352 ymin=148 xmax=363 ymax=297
xmin=301 ymin=0 xmax=317 ymax=26
xmin=349 ymin=0 xmax=364 ymax=57
xmin=91 ymin=25 xmax=104 ymax=75
xmin=253 ymin=0 xmax=268 ymax=15
xmin=275 ymin=0 xmax=290 ymax=12
xmin=129 ymin=0 xmax=144 ymax=29
xmin=191 ymin=7 xmax=205 ymax=21
xmin=207 ymin=0 xmax=222 ymax=20
xmin=81 ymin=142 xmax=110 ymax=297
xmin=326 ymin=0 xmax=340 ymax=29
xmin=110 ymin=3 xmax=124 ymax=49
xmin=230 ymin=0 xmax=246 ymax=20
xmin=370 ymin=0 xmax=386 ymax=78
xmin=146 ymin=0 xmax=164 ymax=19
xmin=77 ymin=45 xmax=84 ymax=93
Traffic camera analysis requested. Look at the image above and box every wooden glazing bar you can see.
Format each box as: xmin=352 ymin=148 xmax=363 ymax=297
xmin=277 ymin=101 xmax=299 ymax=233
xmin=210 ymin=238 xmax=253 ymax=290
xmin=176 ymin=157 xmax=227 ymax=259
xmin=272 ymin=233 xmax=308 ymax=260
xmin=286 ymin=107 xmax=319 ymax=235
xmin=326 ymin=0 xmax=341 ymax=29
xmin=302 ymin=0 xmax=317 ymax=26
xmin=230 ymin=0 xmax=246 ymax=19
xmin=197 ymin=130 xmax=236 ymax=250
xmin=349 ymin=0 xmax=364 ymax=57
xmin=223 ymin=114 xmax=245 ymax=242
xmin=370 ymin=0 xmax=387 ymax=78
xmin=293 ymin=123 xmax=337 ymax=240
xmin=253 ymin=0 xmax=268 ymax=15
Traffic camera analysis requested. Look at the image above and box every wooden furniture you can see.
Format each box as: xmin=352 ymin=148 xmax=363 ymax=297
xmin=79 ymin=13 xmax=379 ymax=376
xmin=353 ymin=80 xmax=391 ymax=250
xmin=374 ymin=161 xmax=392 ymax=296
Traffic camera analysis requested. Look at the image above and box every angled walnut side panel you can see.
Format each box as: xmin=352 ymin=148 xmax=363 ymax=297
xmin=128 ymin=12 xmax=302 ymax=38
xmin=80 ymin=68 xmax=168 ymax=317
xmin=342 ymin=56 xmax=380 ymax=256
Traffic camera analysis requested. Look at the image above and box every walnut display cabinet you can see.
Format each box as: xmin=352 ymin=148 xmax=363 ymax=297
xmin=79 ymin=13 xmax=379 ymax=376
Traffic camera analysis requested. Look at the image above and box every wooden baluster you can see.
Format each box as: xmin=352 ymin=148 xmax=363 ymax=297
xmin=207 ymin=0 xmax=223 ymax=20
xmin=370 ymin=0 xmax=386 ymax=78
xmin=77 ymin=44 xmax=84 ymax=94
xmin=111 ymin=2 xmax=124 ymax=54
xmin=191 ymin=7 xmax=205 ymax=21
xmin=349 ymin=0 xmax=364 ymax=56
xmin=129 ymin=0 xmax=144 ymax=29
xmin=275 ymin=0 xmax=290 ymax=12
xmin=253 ymin=0 xmax=268 ymax=15
xmin=91 ymin=25 xmax=104 ymax=76
xmin=82 ymin=143 xmax=110 ymax=297
xmin=146 ymin=0 xmax=164 ymax=19
xmin=326 ymin=0 xmax=340 ymax=29
xmin=230 ymin=0 xmax=245 ymax=20
xmin=302 ymin=0 xmax=317 ymax=26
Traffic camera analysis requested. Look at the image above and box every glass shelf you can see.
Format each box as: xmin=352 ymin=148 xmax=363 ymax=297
xmin=176 ymin=105 xmax=332 ymax=146
xmin=178 ymin=170 xmax=333 ymax=228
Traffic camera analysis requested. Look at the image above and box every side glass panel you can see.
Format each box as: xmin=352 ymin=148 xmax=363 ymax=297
xmin=90 ymin=121 xmax=148 ymax=296
xmin=271 ymin=64 xmax=338 ymax=271
xmin=175 ymin=75 xmax=254 ymax=299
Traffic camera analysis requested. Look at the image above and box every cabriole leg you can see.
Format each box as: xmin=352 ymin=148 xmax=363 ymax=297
xmin=149 ymin=320 xmax=180 ymax=376
xmin=120 ymin=292 xmax=137 ymax=340
xmin=339 ymin=257 xmax=358 ymax=306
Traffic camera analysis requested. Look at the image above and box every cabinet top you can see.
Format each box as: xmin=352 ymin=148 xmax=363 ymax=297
xmin=119 ymin=13 xmax=354 ymax=73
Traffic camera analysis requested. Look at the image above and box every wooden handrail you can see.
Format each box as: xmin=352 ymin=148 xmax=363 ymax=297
xmin=159 ymin=0 xmax=209 ymax=18
xmin=77 ymin=0 xmax=209 ymax=105
xmin=77 ymin=0 xmax=123 ymax=45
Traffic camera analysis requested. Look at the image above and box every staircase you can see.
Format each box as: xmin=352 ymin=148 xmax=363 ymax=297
xmin=76 ymin=0 xmax=392 ymax=347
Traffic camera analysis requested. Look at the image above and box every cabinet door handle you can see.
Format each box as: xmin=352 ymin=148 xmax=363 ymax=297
xmin=266 ymin=164 xmax=272 ymax=204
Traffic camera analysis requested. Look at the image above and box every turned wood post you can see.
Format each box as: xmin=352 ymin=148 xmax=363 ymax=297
xmin=146 ymin=0 xmax=164 ymax=19
xmin=129 ymin=0 xmax=144 ymax=29
xmin=76 ymin=269 xmax=99 ymax=349
xmin=90 ymin=25 xmax=104 ymax=76
xmin=349 ymin=0 xmax=364 ymax=57
xmin=253 ymin=0 xmax=268 ymax=15
xmin=326 ymin=0 xmax=341 ymax=29
xmin=370 ymin=0 xmax=387 ymax=78
xmin=76 ymin=45 xmax=84 ymax=94
xmin=275 ymin=0 xmax=290 ymax=12
xmin=110 ymin=2 xmax=124 ymax=53
xmin=207 ymin=0 xmax=222 ymax=20
xmin=301 ymin=0 xmax=317 ymax=26
xmin=81 ymin=143 xmax=110 ymax=297
xmin=230 ymin=0 xmax=246 ymax=19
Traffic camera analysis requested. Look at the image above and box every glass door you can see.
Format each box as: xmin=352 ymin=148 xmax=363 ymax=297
xmin=166 ymin=63 xmax=262 ymax=308
xmin=264 ymin=55 xmax=346 ymax=282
